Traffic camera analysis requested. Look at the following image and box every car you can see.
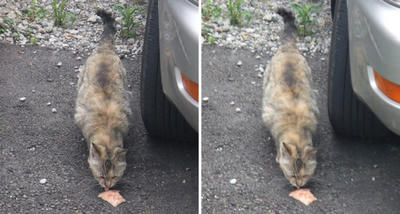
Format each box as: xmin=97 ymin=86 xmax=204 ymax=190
xmin=140 ymin=0 xmax=199 ymax=141
xmin=328 ymin=0 xmax=400 ymax=138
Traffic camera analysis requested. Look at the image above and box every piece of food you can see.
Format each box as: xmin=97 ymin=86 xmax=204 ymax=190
xmin=289 ymin=188 xmax=317 ymax=206
xmin=98 ymin=190 xmax=126 ymax=207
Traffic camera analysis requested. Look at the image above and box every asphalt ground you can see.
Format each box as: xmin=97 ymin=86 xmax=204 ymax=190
xmin=0 ymin=42 xmax=198 ymax=214
xmin=201 ymin=45 xmax=400 ymax=214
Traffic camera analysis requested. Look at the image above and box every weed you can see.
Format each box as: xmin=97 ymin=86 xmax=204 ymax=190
xmin=114 ymin=5 xmax=142 ymax=39
xmin=202 ymin=24 xmax=216 ymax=45
xmin=227 ymin=0 xmax=252 ymax=26
xmin=290 ymin=3 xmax=322 ymax=36
xmin=52 ymin=0 xmax=76 ymax=26
xmin=30 ymin=34 xmax=38 ymax=45
xmin=23 ymin=0 xmax=47 ymax=22
xmin=202 ymin=0 xmax=222 ymax=22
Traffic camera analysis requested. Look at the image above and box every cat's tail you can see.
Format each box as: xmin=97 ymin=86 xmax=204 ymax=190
xmin=96 ymin=9 xmax=116 ymax=43
xmin=277 ymin=8 xmax=297 ymax=43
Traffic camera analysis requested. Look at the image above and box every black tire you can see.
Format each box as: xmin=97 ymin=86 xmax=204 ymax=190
xmin=140 ymin=0 xmax=197 ymax=141
xmin=328 ymin=0 xmax=392 ymax=138
xmin=331 ymin=0 xmax=336 ymax=19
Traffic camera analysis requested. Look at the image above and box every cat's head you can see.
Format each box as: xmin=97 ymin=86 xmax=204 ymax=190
xmin=278 ymin=141 xmax=317 ymax=188
xmin=88 ymin=143 xmax=127 ymax=189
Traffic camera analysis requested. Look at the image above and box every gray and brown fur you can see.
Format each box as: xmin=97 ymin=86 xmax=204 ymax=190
xmin=74 ymin=9 xmax=131 ymax=189
xmin=262 ymin=8 xmax=319 ymax=188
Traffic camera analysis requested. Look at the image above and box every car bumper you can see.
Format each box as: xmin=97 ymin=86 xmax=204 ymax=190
xmin=348 ymin=0 xmax=400 ymax=134
xmin=158 ymin=0 xmax=199 ymax=131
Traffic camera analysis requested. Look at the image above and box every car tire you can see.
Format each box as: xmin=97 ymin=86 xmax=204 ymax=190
xmin=328 ymin=0 xmax=392 ymax=138
xmin=140 ymin=0 xmax=197 ymax=141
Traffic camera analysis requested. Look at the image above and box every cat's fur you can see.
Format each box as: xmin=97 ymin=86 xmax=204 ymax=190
xmin=74 ymin=9 xmax=131 ymax=189
xmin=262 ymin=8 xmax=319 ymax=188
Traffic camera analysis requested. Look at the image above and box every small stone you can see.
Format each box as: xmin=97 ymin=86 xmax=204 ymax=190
xmin=235 ymin=107 xmax=241 ymax=113
xmin=203 ymin=97 xmax=209 ymax=102
xmin=32 ymin=90 xmax=36 ymax=93
xmin=185 ymin=168 xmax=191 ymax=171
xmin=229 ymin=178 xmax=237 ymax=184
xmin=258 ymin=72 xmax=263 ymax=78
xmin=19 ymin=97 xmax=26 ymax=102
xmin=372 ymin=177 xmax=375 ymax=181
xmin=47 ymin=102 xmax=51 ymax=106
xmin=373 ymin=164 xmax=378 ymax=168
xmin=182 ymin=179 xmax=186 ymax=184
xmin=236 ymin=60 xmax=243 ymax=66
xmin=230 ymin=101 xmax=235 ymax=106
xmin=56 ymin=61 xmax=62 ymax=67
xmin=70 ymin=82 xmax=75 ymax=86
xmin=51 ymin=108 xmax=57 ymax=113
xmin=255 ymin=55 xmax=261 ymax=59
xmin=87 ymin=15 xmax=99 ymax=23
xmin=251 ymin=81 xmax=256 ymax=85
xmin=40 ymin=179 xmax=47 ymax=184
xmin=76 ymin=56 xmax=82 ymax=60
xmin=47 ymin=78 xmax=53 ymax=82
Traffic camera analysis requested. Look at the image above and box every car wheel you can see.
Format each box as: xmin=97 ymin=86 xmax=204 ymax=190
xmin=331 ymin=0 xmax=336 ymax=19
xmin=328 ymin=0 xmax=392 ymax=138
xmin=140 ymin=0 xmax=197 ymax=141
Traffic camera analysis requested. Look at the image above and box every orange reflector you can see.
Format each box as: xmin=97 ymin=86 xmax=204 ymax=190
xmin=181 ymin=72 xmax=198 ymax=102
xmin=374 ymin=70 xmax=400 ymax=103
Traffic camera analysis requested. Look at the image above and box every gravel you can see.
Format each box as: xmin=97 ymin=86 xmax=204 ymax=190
xmin=202 ymin=0 xmax=332 ymax=57
xmin=0 ymin=0 xmax=147 ymax=58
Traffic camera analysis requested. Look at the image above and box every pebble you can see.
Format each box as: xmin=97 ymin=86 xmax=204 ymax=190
xmin=203 ymin=97 xmax=209 ymax=102
xmin=182 ymin=179 xmax=186 ymax=184
xmin=47 ymin=102 xmax=51 ymax=106
xmin=76 ymin=56 xmax=82 ymax=60
xmin=373 ymin=164 xmax=378 ymax=168
xmin=32 ymin=89 xmax=36 ymax=93
xmin=230 ymin=101 xmax=235 ymax=105
xmin=229 ymin=178 xmax=237 ymax=184
xmin=56 ymin=61 xmax=62 ymax=67
xmin=87 ymin=15 xmax=98 ymax=23
xmin=372 ymin=177 xmax=375 ymax=181
xmin=51 ymin=108 xmax=57 ymax=113
xmin=236 ymin=60 xmax=243 ymax=66
xmin=235 ymin=107 xmax=241 ymax=113
xmin=251 ymin=81 xmax=256 ymax=85
xmin=19 ymin=97 xmax=26 ymax=102
xmin=40 ymin=179 xmax=47 ymax=184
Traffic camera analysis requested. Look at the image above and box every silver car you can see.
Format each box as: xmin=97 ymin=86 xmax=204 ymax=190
xmin=140 ymin=0 xmax=199 ymax=140
xmin=329 ymin=0 xmax=400 ymax=138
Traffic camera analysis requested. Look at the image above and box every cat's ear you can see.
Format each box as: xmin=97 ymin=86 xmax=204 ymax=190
xmin=90 ymin=143 xmax=106 ymax=158
xmin=112 ymin=147 xmax=127 ymax=161
xmin=303 ymin=145 xmax=317 ymax=160
xmin=282 ymin=142 xmax=296 ymax=156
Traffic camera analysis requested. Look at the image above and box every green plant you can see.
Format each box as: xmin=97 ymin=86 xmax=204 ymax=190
xmin=52 ymin=0 xmax=76 ymax=26
xmin=290 ymin=3 xmax=322 ymax=36
xmin=1 ymin=18 xmax=21 ymax=42
xmin=202 ymin=0 xmax=222 ymax=22
xmin=23 ymin=0 xmax=47 ymax=22
xmin=202 ymin=24 xmax=216 ymax=45
xmin=114 ymin=5 xmax=142 ymax=39
xmin=227 ymin=0 xmax=252 ymax=26
xmin=29 ymin=34 xmax=38 ymax=45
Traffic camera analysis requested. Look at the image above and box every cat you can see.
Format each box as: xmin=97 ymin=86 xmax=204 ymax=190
xmin=74 ymin=9 xmax=131 ymax=190
xmin=262 ymin=8 xmax=319 ymax=188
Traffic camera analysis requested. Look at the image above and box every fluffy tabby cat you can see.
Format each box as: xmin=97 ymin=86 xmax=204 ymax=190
xmin=74 ymin=9 xmax=131 ymax=190
xmin=262 ymin=8 xmax=319 ymax=188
